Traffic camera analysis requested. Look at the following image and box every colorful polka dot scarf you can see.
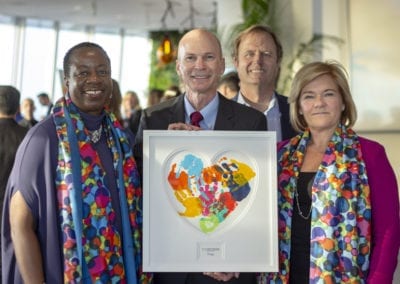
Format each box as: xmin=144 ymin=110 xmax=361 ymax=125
xmin=266 ymin=125 xmax=371 ymax=283
xmin=53 ymin=96 xmax=152 ymax=283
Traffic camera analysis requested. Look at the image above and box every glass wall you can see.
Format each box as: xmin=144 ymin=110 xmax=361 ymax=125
xmin=0 ymin=15 xmax=151 ymax=120
xmin=120 ymin=36 xmax=152 ymax=103
xmin=21 ymin=19 xmax=57 ymax=119
xmin=0 ymin=16 xmax=16 ymax=85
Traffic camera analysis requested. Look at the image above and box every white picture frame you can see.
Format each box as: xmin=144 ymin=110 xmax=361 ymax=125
xmin=142 ymin=130 xmax=278 ymax=272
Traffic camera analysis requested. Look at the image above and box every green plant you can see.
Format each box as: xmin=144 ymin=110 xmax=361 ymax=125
xmin=278 ymin=34 xmax=344 ymax=94
xmin=225 ymin=0 xmax=344 ymax=94
xmin=227 ymin=0 xmax=272 ymax=45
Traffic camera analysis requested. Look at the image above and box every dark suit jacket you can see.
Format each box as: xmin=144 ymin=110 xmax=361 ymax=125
xmin=134 ymin=93 xmax=266 ymax=284
xmin=275 ymin=93 xmax=298 ymax=140
xmin=18 ymin=118 xmax=38 ymax=129
xmin=125 ymin=109 xmax=142 ymax=137
xmin=232 ymin=92 xmax=297 ymax=141
xmin=46 ymin=103 xmax=54 ymax=116
xmin=0 ymin=118 xmax=28 ymax=272
xmin=0 ymin=119 xmax=28 ymax=203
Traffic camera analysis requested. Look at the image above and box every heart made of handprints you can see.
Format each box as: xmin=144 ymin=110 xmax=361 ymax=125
xmin=166 ymin=152 xmax=256 ymax=234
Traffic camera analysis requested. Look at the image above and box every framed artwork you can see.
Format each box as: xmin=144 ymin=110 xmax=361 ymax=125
xmin=142 ymin=130 xmax=278 ymax=272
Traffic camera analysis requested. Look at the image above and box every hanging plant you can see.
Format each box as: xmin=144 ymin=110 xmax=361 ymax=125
xmin=157 ymin=34 xmax=176 ymax=66
xmin=149 ymin=31 xmax=182 ymax=91
xmin=225 ymin=0 xmax=344 ymax=94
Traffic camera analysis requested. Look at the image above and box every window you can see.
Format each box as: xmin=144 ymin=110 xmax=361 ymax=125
xmin=93 ymin=29 xmax=123 ymax=81
xmin=0 ymin=15 xmax=152 ymax=120
xmin=120 ymin=35 xmax=152 ymax=107
xmin=0 ymin=16 xmax=16 ymax=85
xmin=20 ymin=19 xmax=56 ymax=119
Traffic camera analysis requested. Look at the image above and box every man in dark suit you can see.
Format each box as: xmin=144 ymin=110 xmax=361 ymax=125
xmin=135 ymin=28 xmax=266 ymax=284
xmin=18 ymin=98 xmax=38 ymax=128
xmin=231 ymin=25 xmax=297 ymax=141
xmin=0 ymin=85 xmax=28 ymax=279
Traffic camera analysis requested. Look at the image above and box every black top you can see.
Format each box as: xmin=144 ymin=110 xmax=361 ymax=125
xmin=289 ymin=172 xmax=315 ymax=284
xmin=0 ymin=118 xmax=28 ymax=278
xmin=124 ymin=108 xmax=142 ymax=137
xmin=18 ymin=118 xmax=38 ymax=128
xmin=0 ymin=118 xmax=28 ymax=207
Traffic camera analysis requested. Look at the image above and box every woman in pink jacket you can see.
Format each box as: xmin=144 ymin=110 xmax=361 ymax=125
xmin=266 ymin=61 xmax=400 ymax=283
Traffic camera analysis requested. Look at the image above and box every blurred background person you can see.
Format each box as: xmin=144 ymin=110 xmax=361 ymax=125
xmin=121 ymin=90 xmax=141 ymax=121
xmin=121 ymin=90 xmax=142 ymax=136
xmin=217 ymin=71 xmax=240 ymax=99
xmin=37 ymin=92 xmax=53 ymax=119
xmin=160 ymin=84 xmax=182 ymax=102
xmin=0 ymin=85 xmax=28 ymax=280
xmin=109 ymin=79 xmax=123 ymax=123
xmin=147 ymin=88 xmax=164 ymax=107
xmin=18 ymin=98 xmax=38 ymax=128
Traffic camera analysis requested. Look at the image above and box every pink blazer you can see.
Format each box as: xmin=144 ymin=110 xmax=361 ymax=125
xmin=277 ymin=136 xmax=400 ymax=283
xmin=359 ymin=137 xmax=400 ymax=283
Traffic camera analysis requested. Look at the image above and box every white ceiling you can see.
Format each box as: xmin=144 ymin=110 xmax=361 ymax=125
xmin=0 ymin=0 xmax=218 ymax=34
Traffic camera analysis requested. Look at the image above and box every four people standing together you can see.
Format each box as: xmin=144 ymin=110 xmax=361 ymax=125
xmin=1 ymin=25 xmax=399 ymax=284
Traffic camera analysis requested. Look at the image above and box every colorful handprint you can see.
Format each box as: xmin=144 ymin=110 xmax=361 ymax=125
xmin=167 ymin=153 xmax=255 ymax=233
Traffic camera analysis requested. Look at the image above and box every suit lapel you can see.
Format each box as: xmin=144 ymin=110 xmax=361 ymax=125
xmin=167 ymin=94 xmax=186 ymax=124
xmin=214 ymin=94 xmax=235 ymax=130
xmin=276 ymin=93 xmax=296 ymax=139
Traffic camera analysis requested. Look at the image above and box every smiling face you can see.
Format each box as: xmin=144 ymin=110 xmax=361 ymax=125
xmin=64 ymin=46 xmax=112 ymax=115
xmin=234 ymin=31 xmax=280 ymax=89
xmin=299 ymin=74 xmax=344 ymax=132
xmin=176 ymin=29 xmax=225 ymax=97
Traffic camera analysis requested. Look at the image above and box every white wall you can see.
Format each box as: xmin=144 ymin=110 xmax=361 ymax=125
xmin=217 ymin=0 xmax=243 ymax=69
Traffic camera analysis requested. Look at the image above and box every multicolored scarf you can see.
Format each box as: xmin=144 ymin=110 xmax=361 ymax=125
xmin=266 ymin=125 xmax=371 ymax=283
xmin=53 ymin=96 xmax=152 ymax=283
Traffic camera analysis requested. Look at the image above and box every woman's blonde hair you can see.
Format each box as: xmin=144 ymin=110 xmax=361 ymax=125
xmin=289 ymin=60 xmax=357 ymax=132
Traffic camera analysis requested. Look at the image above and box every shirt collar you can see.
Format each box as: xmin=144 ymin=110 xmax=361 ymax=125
xmin=184 ymin=93 xmax=219 ymax=130
xmin=237 ymin=91 xmax=277 ymax=114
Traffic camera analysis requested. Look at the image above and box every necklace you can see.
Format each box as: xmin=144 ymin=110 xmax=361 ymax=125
xmin=294 ymin=172 xmax=315 ymax=220
xmin=294 ymin=187 xmax=312 ymax=219
xmin=88 ymin=124 xmax=103 ymax=143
